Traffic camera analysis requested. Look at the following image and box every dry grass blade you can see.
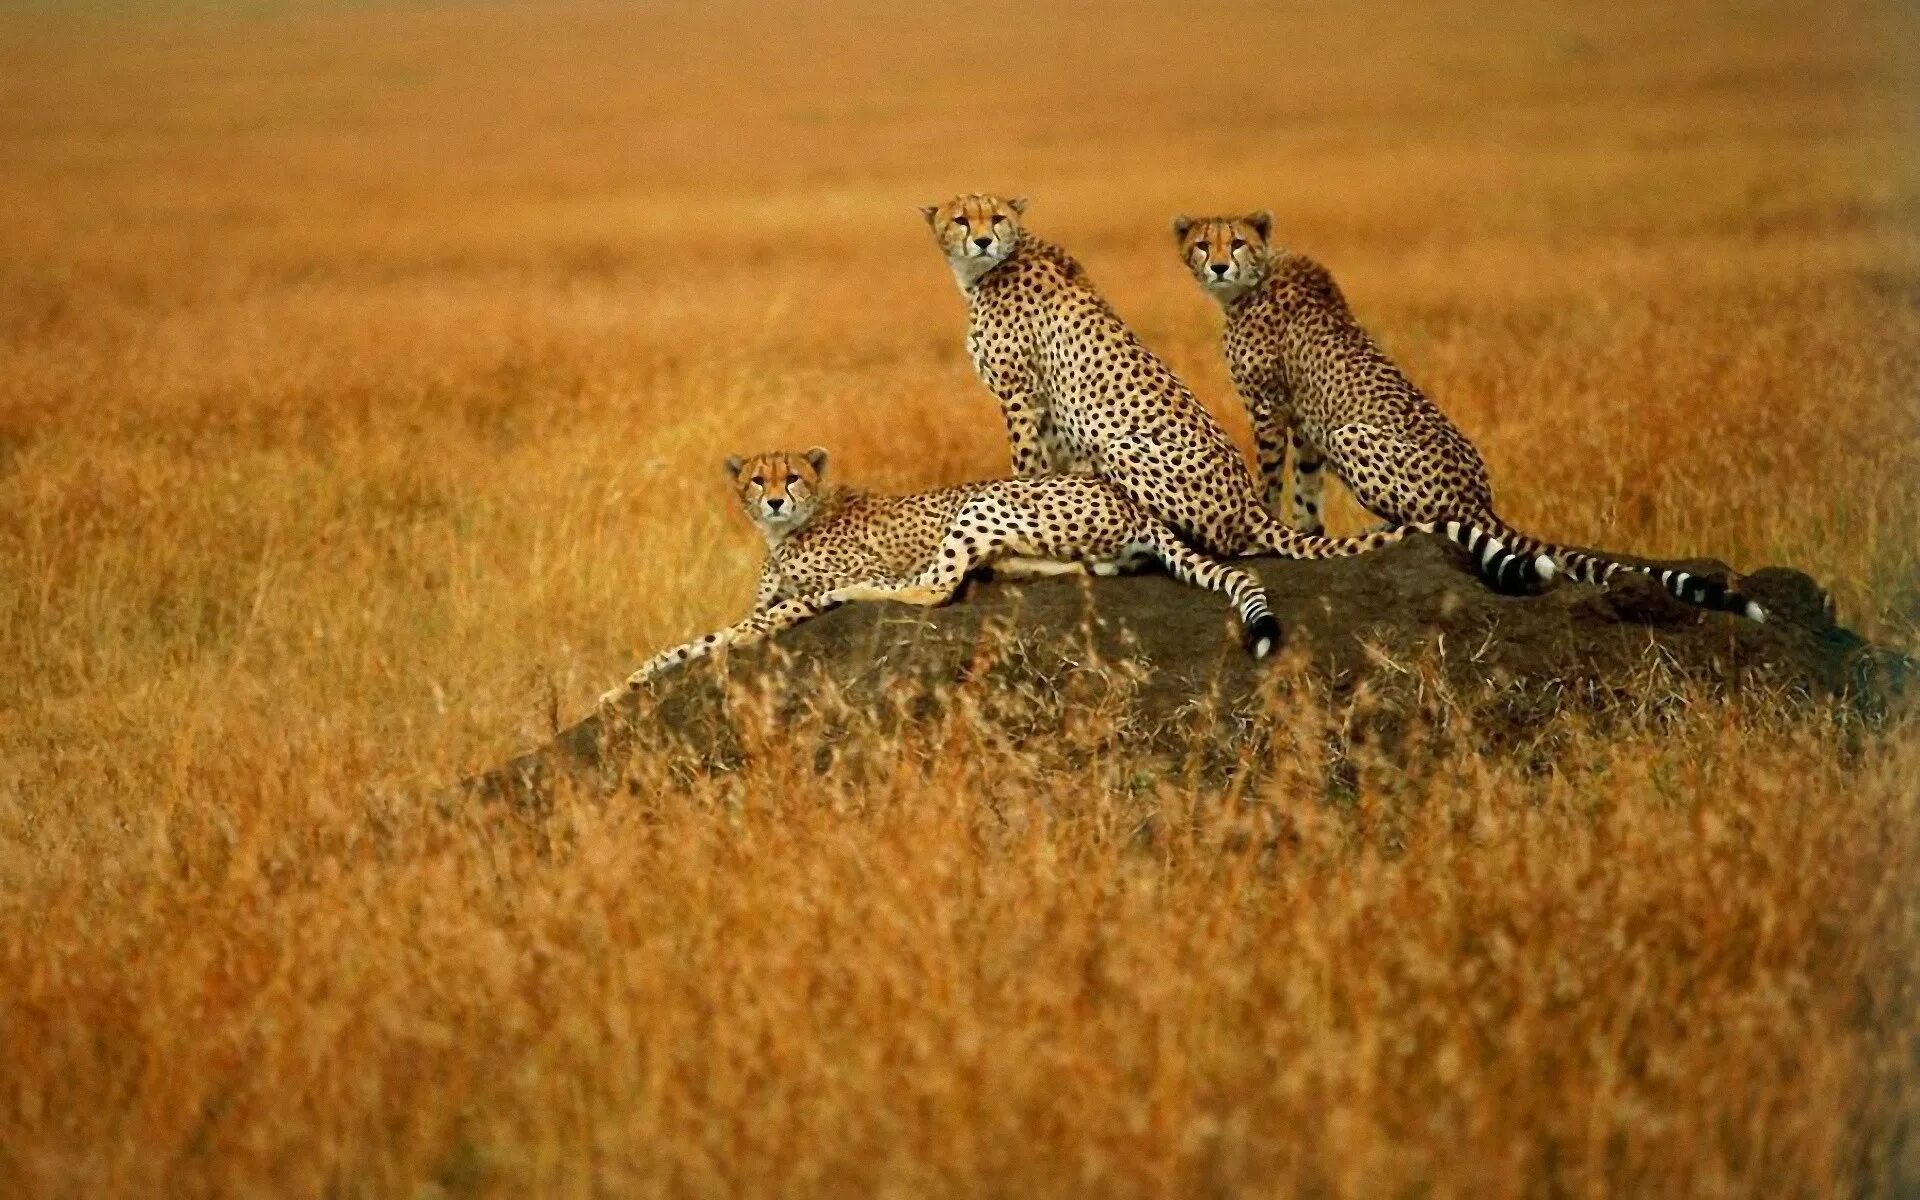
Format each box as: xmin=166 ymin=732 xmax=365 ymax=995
xmin=1 ymin=0 xmax=1917 ymax=1195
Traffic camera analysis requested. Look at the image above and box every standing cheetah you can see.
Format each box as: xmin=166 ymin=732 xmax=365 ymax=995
xmin=601 ymin=448 xmax=1281 ymax=703
xmin=920 ymin=193 xmax=1416 ymax=564
xmin=1172 ymin=211 xmax=1765 ymax=620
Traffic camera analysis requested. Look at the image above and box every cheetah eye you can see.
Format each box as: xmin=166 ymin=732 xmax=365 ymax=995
xmin=785 ymin=473 xmax=800 ymax=485
xmin=1231 ymin=237 xmax=1247 ymax=250
xmin=750 ymin=475 xmax=765 ymax=486
xmin=991 ymin=214 xmax=1007 ymax=225
xmin=1193 ymin=240 xmax=1210 ymax=253
xmin=953 ymin=213 xmax=970 ymax=228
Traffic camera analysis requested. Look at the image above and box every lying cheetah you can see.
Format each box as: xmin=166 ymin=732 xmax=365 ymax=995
xmin=600 ymin=448 xmax=1282 ymax=703
xmin=921 ymin=193 xmax=1422 ymax=565
xmin=1172 ymin=210 xmax=1765 ymax=620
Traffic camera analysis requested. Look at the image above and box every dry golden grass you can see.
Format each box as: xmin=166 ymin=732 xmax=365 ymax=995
xmin=1 ymin=0 xmax=1917 ymax=1194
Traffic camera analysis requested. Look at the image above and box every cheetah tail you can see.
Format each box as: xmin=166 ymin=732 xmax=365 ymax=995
xmin=1254 ymin=515 xmax=1408 ymax=560
xmin=1440 ymin=517 xmax=1767 ymax=622
xmin=1420 ymin=518 xmax=1556 ymax=595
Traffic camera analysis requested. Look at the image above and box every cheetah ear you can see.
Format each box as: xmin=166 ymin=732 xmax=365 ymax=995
xmin=724 ymin=455 xmax=744 ymax=478
xmin=1007 ymin=196 xmax=1028 ymax=215
xmin=1171 ymin=214 xmax=1195 ymax=243
xmin=919 ymin=204 xmax=940 ymax=226
xmin=802 ymin=446 xmax=829 ymax=474
xmin=1246 ymin=210 xmax=1274 ymax=240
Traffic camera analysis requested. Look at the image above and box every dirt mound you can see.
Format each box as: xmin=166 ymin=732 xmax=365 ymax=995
xmin=466 ymin=537 xmax=1908 ymax=805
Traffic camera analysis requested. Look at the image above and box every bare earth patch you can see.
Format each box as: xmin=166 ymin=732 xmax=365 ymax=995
xmin=472 ymin=538 xmax=1908 ymax=805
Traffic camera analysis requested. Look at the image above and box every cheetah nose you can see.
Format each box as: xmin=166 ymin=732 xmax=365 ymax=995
xmin=765 ymin=497 xmax=785 ymax=512
xmin=972 ymin=236 xmax=993 ymax=251
xmin=1210 ymin=262 xmax=1230 ymax=277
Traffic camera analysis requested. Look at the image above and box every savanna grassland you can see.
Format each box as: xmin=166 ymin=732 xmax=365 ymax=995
xmin=2 ymin=0 xmax=1919 ymax=1194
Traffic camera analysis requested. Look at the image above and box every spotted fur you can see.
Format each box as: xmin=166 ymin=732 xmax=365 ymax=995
xmin=919 ymin=194 xmax=1405 ymax=564
xmin=600 ymin=449 xmax=1282 ymax=702
xmin=1172 ymin=211 xmax=1765 ymax=621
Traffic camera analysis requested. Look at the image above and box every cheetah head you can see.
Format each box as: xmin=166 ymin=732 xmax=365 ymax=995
xmin=920 ymin=193 xmax=1027 ymax=287
xmin=726 ymin=447 xmax=830 ymax=536
xmin=1171 ymin=211 xmax=1273 ymax=300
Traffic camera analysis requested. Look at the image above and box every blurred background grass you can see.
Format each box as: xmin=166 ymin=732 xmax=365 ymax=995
xmin=1 ymin=0 xmax=1916 ymax=1194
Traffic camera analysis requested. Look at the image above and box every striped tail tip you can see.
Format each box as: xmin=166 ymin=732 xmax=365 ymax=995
xmin=1534 ymin=554 xmax=1558 ymax=583
xmin=1244 ymin=613 xmax=1282 ymax=660
xmin=1661 ymin=568 xmax=1767 ymax=621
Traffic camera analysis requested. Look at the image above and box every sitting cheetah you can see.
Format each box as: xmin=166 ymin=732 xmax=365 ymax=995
xmin=600 ymin=448 xmax=1282 ymax=703
xmin=1172 ymin=210 xmax=1765 ymax=620
xmin=920 ymin=193 xmax=1426 ymax=565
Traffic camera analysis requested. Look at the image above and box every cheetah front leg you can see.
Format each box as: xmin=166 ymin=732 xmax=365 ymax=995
xmin=598 ymin=592 xmax=842 ymax=705
xmin=1288 ymin=424 xmax=1329 ymax=536
xmin=829 ymin=571 xmax=968 ymax=608
xmin=987 ymin=376 xmax=1060 ymax=478
xmin=1237 ymin=381 xmax=1295 ymax=520
xmin=1252 ymin=410 xmax=1289 ymax=519
xmin=749 ymin=560 xmax=781 ymax=611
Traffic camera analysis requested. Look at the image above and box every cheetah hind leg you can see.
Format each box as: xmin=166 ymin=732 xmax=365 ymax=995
xmin=827 ymin=518 xmax=987 ymax=608
xmin=838 ymin=491 xmax=1087 ymax=606
xmin=993 ymin=540 xmax=1155 ymax=581
xmin=990 ymin=556 xmax=1091 ymax=580
xmin=1087 ymin=541 xmax=1158 ymax=577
